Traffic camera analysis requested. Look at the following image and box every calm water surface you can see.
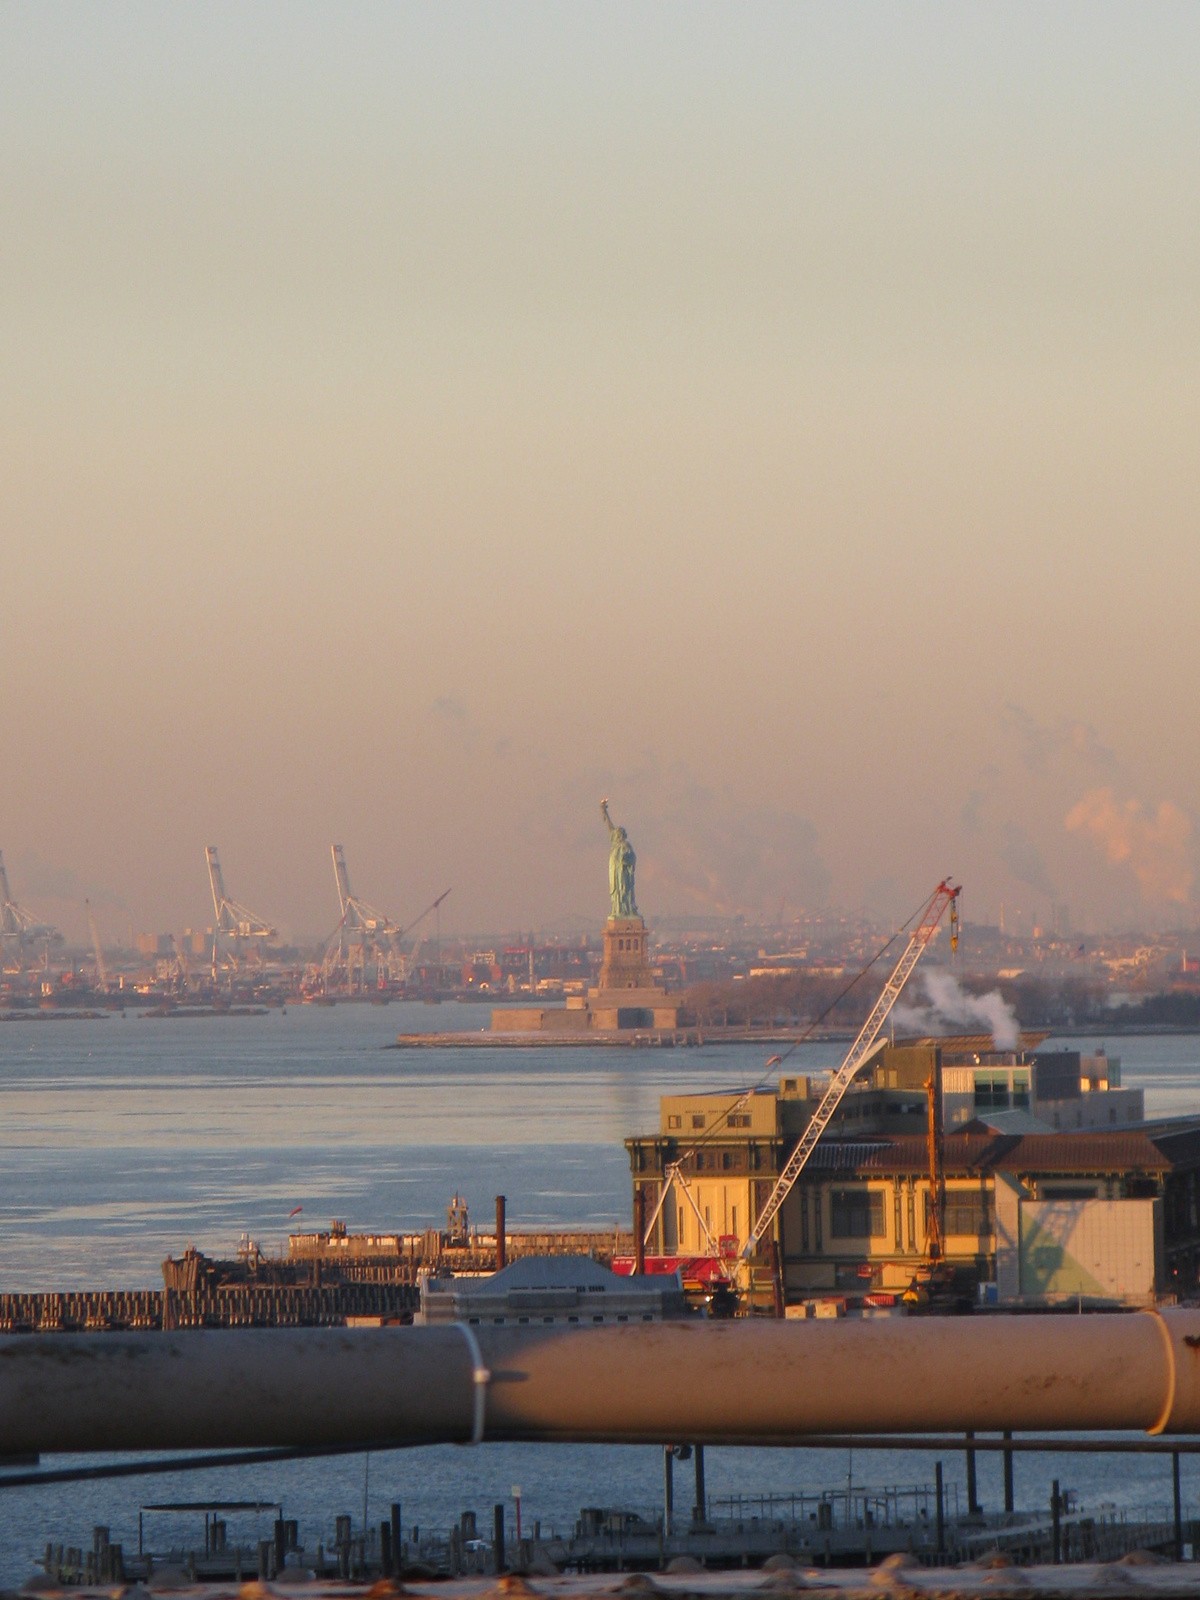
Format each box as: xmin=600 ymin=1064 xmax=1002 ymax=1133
xmin=1 ymin=1009 xmax=1198 ymax=1580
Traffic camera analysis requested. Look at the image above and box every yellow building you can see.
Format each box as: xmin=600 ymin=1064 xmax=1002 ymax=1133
xmin=625 ymin=1041 xmax=1182 ymax=1307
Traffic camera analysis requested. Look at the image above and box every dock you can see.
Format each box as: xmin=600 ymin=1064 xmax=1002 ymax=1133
xmin=36 ymin=1478 xmax=1198 ymax=1588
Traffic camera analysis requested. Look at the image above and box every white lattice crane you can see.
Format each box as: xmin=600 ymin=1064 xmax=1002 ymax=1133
xmin=205 ymin=847 xmax=276 ymax=975
xmin=317 ymin=849 xmax=451 ymax=994
xmin=321 ymin=845 xmax=405 ymax=992
xmin=741 ymin=878 xmax=960 ymax=1259
xmin=0 ymin=851 xmax=62 ymax=969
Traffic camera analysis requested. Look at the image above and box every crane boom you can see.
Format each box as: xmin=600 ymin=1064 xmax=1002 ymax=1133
xmin=85 ymin=900 xmax=108 ymax=992
xmin=331 ymin=845 xmax=353 ymax=920
xmin=742 ymin=878 xmax=960 ymax=1258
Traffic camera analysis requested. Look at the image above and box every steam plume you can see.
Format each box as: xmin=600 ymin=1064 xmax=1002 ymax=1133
xmin=1065 ymin=788 xmax=1192 ymax=904
xmin=891 ymin=970 xmax=1020 ymax=1050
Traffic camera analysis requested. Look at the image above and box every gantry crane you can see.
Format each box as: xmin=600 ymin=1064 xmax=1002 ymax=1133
xmin=312 ymin=850 xmax=451 ymax=996
xmin=321 ymin=845 xmax=405 ymax=992
xmin=741 ymin=878 xmax=960 ymax=1260
xmin=205 ymin=847 xmax=276 ymax=977
xmin=0 ymin=851 xmax=62 ymax=970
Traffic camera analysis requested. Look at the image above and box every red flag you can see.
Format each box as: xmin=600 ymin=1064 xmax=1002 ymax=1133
xmin=288 ymin=1205 xmax=303 ymax=1218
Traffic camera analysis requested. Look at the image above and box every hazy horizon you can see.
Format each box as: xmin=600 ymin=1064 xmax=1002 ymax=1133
xmin=3 ymin=5 xmax=1199 ymax=944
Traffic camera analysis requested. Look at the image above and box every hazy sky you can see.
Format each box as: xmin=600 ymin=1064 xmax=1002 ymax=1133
xmin=3 ymin=4 xmax=1199 ymax=942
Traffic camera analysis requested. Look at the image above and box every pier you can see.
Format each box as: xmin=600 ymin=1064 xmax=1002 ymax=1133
xmin=37 ymin=1477 xmax=1198 ymax=1586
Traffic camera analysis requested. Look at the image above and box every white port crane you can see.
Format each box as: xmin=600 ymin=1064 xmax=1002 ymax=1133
xmin=740 ymin=878 xmax=960 ymax=1259
xmin=315 ymin=850 xmax=451 ymax=994
xmin=322 ymin=844 xmax=404 ymax=991
xmin=205 ymin=847 xmax=276 ymax=975
xmin=0 ymin=851 xmax=62 ymax=968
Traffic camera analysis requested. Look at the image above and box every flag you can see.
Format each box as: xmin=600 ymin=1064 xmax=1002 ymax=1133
xmin=288 ymin=1205 xmax=303 ymax=1218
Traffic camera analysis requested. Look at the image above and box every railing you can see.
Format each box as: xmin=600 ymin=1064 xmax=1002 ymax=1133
xmin=709 ymin=1483 xmax=961 ymax=1530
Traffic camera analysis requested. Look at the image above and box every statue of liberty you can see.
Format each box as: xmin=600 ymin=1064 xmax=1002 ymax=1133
xmin=601 ymin=799 xmax=638 ymax=919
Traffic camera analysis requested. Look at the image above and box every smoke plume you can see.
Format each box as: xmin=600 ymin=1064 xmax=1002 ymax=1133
xmin=1065 ymin=788 xmax=1192 ymax=905
xmin=891 ymin=970 xmax=1020 ymax=1050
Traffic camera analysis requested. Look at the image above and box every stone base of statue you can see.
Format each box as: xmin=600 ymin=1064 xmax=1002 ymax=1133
xmin=586 ymin=914 xmax=679 ymax=1030
xmin=491 ymin=913 xmax=680 ymax=1035
xmin=595 ymin=916 xmax=654 ymax=992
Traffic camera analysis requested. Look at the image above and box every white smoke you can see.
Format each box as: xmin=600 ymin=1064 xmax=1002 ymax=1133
xmin=890 ymin=970 xmax=1020 ymax=1049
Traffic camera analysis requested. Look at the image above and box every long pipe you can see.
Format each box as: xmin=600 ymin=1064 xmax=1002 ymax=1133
xmin=4 ymin=1311 xmax=1200 ymax=1456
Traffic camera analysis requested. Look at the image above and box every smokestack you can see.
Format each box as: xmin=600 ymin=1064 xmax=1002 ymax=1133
xmin=634 ymin=1186 xmax=646 ymax=1275
xmin=495 ymin=1195 xmax=506 ymax=1271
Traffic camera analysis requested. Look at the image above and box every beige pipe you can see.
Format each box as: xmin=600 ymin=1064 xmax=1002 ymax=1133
xmin=3 ymin=1310 xmax=1200 ymax=1456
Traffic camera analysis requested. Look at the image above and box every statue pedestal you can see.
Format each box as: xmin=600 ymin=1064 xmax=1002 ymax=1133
xmin=491 ymin=913 xmax=680 ymax=1033
xmin=587 ymin=916 xmax=680 ymax=1031
xmin=596 ymin=916 xmax=654 ymax=992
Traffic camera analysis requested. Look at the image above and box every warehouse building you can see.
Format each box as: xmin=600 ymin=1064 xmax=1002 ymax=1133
xmin=625 ymin=1038 xmax=1200 ymax=1308
xmin=416 ymin=1253 xmax=689 ymax=1325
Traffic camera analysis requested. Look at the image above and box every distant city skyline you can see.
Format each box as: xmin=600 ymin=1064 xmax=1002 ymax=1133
xmin=2 ymin=5 xmax=1198 ymax=941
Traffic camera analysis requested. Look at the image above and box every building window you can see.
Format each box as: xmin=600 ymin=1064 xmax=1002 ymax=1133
xmin=831 ymin=1189 xmax=886 ymax=1239
xmin=933 ymin=1190 xmax=993 ymax=1237
xmin=722 ymin=1151 xmax=733 ymax=1170
xmin=975 ymin=1075 xmax=1011 ymax=1110
xmin=893 ymin=1187 xmax=903 ymax=1249
xmin=729 ymin=1114 xmax=751 ymax=1128
xmin=1012 ymin=1074 xmax=1030 ymax=1109
xmin=667 ymin=1114 xmax=681 ymax=1129
xmin=692 ymin=1114 xmax=706 ymax=1129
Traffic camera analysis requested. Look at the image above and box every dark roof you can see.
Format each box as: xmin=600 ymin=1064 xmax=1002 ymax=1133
xmin=804 ymin=1129 xmax=1169 ymax=1177
xmin=999 ymin=1132 xmax=1169 ymax=1174
xmin=892 ymin=1032 xmax=1049 ymax=1051
xmin=1150 ymin=1124 xmax=1200 ymax=1167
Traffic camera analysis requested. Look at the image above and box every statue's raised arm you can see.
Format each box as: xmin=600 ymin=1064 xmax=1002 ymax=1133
xmin=601 ymin=798 xmax=616 ymax=838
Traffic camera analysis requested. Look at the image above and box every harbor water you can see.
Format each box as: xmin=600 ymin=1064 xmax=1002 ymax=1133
xmin=1 ymin=1006 xmax=1199 ymax=1582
